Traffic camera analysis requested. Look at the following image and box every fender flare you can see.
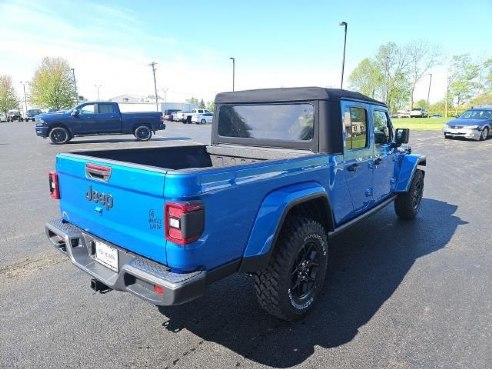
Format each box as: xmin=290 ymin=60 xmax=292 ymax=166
xmin=394 ymin=154 xmax=426 ymax=192
xmin=238 ymin=182 xmax=333 ymax=272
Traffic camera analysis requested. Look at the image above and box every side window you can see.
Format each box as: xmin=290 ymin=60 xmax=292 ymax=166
xmin=80 ymin=104 xmax=95 ymax=115
xmin=98 ymin=104 xmax=115 ymax=114
xmin=343 ymin=107 xmax=367 ymax=150
xmin=373 ymin=110 xmax=391 ymax=144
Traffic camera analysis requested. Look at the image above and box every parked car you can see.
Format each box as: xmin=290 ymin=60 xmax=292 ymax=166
xmin=35 ymin=101 xmax=165 ymax=144
xmin=410 ymin=107 xmax=428 ymax=118
xmin=7 ymin=109 xmax=23 ymax=122
xmin=391 ymin=110 xmax=411 ymax=118
xmin=163 ymin=109 xmax=181 ymax=121
xmin=442 ymin=107 xmax=492 ymax=141
xmin=24 ymin=108 xmax=43 ymax=122
xmin=176 ymin=108 xmax=212 ymax=123
xmin=431 ymin=114 xmax=443 ymax=118
xmin=44 ymin=87 xmax=425 ymax=321
xmin=191 ymin=112 xmax=214 ymax=124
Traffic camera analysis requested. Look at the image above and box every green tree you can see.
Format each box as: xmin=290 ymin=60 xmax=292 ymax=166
xmin=375 ymin=42 xmax=411 ymax=112
xmin=0 ymin=75 xmax=19 ymax=117
xmin=406 ymin=40 xmax=440 ymax=109
xmin=186 ymin=97 xmax=200 ymax=106
xmin=206 ymin=101 xmax=215 ymax=112
xmin=199 ymin=98 xmax=205 ymax=108
xmin=447 ymin=54 xmax=479 ymax=107
xmin=348 ymin=58 xmax=383 ymax=98
xmin=30 ymin=57 xmax=76 ymax=110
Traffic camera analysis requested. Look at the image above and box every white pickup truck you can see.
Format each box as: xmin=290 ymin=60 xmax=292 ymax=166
xmin=174 ymin=108 xmax=211 ymax=123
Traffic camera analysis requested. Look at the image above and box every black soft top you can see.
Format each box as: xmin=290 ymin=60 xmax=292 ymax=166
xmin=215 ymin=87 xmax=385 ymax=106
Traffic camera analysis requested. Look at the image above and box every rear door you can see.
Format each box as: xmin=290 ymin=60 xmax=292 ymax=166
xmin=341 ymin=101 xmax=374 ymax=215
xmin=95 ymin=103 xmax=121 ymax=133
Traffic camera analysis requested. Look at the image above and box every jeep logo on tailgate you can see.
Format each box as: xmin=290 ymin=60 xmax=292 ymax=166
xmin=85 ymin=185 xmax=114 ymax=210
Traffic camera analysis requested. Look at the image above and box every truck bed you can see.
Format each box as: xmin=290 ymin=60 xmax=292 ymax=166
xmin=69 ymin=144 xmax=313 ymax=171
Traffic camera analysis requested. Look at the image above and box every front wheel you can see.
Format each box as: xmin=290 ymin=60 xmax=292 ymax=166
xmin=49 ymin=127 xmax=70 ymax=144
xmin=201 ymin=119 xmax=207 ymax=124
xmin=134 ymin=125 xmax=152 ymax=141
xmin=254 ymin=216 xmax=328 ymax=321
xmin=395 ymin=169 xmax=424 ymax=220
xmin=479 ymin=127 xmax=489 ymax=141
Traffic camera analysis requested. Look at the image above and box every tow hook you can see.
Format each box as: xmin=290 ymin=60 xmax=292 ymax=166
xmin=90 ymin=279 xmax=112 ymax=294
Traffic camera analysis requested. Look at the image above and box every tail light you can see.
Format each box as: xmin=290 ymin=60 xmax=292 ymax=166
xmin=165 ymin=201 xmax=204 ymax=245
xmin=49 ymin=171 xmax=60 ymax=199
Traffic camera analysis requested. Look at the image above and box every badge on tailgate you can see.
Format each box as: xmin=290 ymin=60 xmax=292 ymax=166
xmin=85 ymin=185 xmax=114 ymax=210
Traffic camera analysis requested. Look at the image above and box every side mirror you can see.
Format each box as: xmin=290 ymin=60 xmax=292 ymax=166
xmin=395 ymin=128 xmax=409 ymax=146
xmin=71 ymin=109 xmax=79 ymax=117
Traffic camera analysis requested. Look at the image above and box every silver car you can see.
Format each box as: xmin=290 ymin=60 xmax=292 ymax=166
xmin=442 ymin=108 xmax=492 ymax=141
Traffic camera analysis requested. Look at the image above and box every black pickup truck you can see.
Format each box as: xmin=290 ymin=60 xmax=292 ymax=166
xmin=35 ymin=102 xmax=165 ymax=144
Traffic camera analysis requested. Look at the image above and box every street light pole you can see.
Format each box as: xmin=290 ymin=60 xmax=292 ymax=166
xmin=71 ymin=68 xmax=78 ymax=103
xmin=339 ymin=21 xmax=348 ymax=89
xmin=426 ymin=73 xmax=432 ymax=113
xmin=229 ymin=57 xmax=235 ymax=91
xmin=161 ymin=88 xmax=169 ymax=112
xmin=94 ymin=84 xmax=101 ymax=100
xmin=19 ymin=81 xmax=27 ymax=116
xmin=149 ymin=62 xmax=159 ymax=111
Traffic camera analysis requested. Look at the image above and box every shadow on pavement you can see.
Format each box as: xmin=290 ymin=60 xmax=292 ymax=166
xmin=157 ymin=199 xmax=465 ymax=367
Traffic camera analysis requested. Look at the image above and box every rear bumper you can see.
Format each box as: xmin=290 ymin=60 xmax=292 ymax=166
xmin=45 ymin=219 xmax=207 ymax=306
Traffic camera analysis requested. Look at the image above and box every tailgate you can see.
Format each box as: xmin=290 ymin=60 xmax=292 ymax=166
xmin=56 ymin=154 xmax=168 ymax=265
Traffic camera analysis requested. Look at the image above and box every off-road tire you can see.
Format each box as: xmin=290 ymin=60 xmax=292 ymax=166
xmin=395 ymin=169 xmax=424 ymax=220
xmin=254 ymin=216 xmax=328 ymax=321
xmin=134 ymin=125 xmax=152 ymax=141
xmin=49 ymin=127 xmax=70 ymax=144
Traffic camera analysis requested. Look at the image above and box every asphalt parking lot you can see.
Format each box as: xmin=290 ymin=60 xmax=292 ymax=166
xmin=0 ymin=122 xmax=491 ymax=369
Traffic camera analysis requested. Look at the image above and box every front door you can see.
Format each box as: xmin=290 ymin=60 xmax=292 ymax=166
xmin=342 ymin=103 xmax=374 ymax=215
xmin=372 ymin=109 xmax=396 ymax=202
xmin=72 ymin=103 xmax=97 ymax=134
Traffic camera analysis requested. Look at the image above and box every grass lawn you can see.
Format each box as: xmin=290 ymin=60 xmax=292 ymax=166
xmin=392 ymin=117 xmax=449 ymax=131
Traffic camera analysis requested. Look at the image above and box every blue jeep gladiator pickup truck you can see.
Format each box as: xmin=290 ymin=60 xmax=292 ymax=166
xmin=35 ymin=101 xmax=165 ymax=144
xmin=45 ymin=87 xmax=426 ymax=320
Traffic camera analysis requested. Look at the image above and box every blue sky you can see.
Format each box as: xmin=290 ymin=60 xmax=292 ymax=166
xmin=1 ymin=0 xmax=491 ymax=105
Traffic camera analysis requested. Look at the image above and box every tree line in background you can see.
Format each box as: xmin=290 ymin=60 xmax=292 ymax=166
xmin=349 ymin=40 xmax=492 ymax=115
xmin=2 ymin=49 xmax=491 ymax=118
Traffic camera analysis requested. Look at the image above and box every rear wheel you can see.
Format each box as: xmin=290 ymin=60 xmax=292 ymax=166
xmin=134 ymin=125 xmax=152 ymax=141
xmin=49 ymin=127 xmax=70 ymax=144
xmin=254 ymin=216 xmax=328 ymax=321
xmin=480 ymin=127 xmax=489 ymax=141
xmin=395 ymin=169 xmax=424 ymax=220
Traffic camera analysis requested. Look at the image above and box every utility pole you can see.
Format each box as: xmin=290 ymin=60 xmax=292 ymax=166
xmin=339 ymin=21 xmax=348 ymax=89
xmin=19 ymin=81 xmax=27 ymax=116
xmin=94 ymin=84 xmax=101 ymax=100
xmin=149 ymin=62 xmax=159 ymax=111
xmin=71 ymin=68 xmax=78 ymax=104
xmin=229 ymin=57 xmax=235 ymax=91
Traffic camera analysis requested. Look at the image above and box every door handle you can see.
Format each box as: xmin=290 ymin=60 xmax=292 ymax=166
xmin=346 ymin=163 xmax=359 ymax=172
